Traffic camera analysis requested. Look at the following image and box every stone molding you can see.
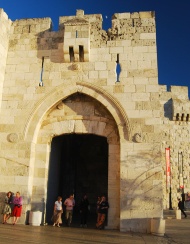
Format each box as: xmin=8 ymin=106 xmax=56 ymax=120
xmin=7 ymin=133 xmax=18 ymax=143
xmin=76 ymin=81 xmax=132 ymax=139
xmin=23 ymin=81 xmax=131 ymax=142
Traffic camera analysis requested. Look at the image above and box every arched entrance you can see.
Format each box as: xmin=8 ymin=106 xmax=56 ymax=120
xmin=25 ymin=80 xmax=131 ymax=229
xmin=46 ymin=133 xmax=108 ymax=225
xmin=33 ymin=93 xmax=120 ymax=228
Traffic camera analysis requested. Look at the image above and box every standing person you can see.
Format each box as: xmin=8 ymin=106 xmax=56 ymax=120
xmin=12 ymin=191 xmax=23 ymax=225
xmin=64 ymin=194 xmax=75 ymax=226
xmin=52 ymin=196 xmax=63 ymax=227
xmin=178 ymin=197 xmax=187 ymax=218
xmin=96 ymin=196 xmax=101 ymax=222
xmin=79 ymin=194 xmax=89 ymax=227
xmin=96 ymin=195 xmax=109 ymax=230
xmin=1 ymin=191 xmax=13 ymax=224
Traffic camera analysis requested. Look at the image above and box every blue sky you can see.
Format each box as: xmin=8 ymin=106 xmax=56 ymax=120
xmin=1 ymin=0 xmax=190 ymax=97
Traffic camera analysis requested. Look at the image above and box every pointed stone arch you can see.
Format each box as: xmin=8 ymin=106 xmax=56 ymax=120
xmin=23 ymin=81 xmax=131 ymax=143
xmin=24 ymin=82 xmax=131 ymax=229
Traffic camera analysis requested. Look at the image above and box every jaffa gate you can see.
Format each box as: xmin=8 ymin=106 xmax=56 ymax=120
xmin=0 ymin=8 xmax=190 ymax=233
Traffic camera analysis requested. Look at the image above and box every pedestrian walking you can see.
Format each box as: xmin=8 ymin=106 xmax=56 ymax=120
xmin=64 ymin=194 xmax=75 ymax=226
xmin=178 ymin=197 xmax=187 ymax=218
xmin=52 ymin=196 xmax=63 ymax=227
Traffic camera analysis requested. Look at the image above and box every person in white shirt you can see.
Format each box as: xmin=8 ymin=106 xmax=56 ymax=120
xmin=64 ymin=194 xmax=75 ymax=226
xmin=52 ymin=196 xmax=63 ymax=227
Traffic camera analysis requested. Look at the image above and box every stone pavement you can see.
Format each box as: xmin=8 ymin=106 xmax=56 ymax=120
xmin=0 ymin=218 xmax=189 ymax=244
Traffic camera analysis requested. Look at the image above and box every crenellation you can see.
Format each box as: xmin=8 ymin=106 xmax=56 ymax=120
xmin=139 ymin=11 xmax=155 ymax=19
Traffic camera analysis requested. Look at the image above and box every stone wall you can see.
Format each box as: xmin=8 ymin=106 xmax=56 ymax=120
xmin=0 ymin=8 xmax=190 ymax=232
xmin=0 ymin=9 xmax=11 ymax=108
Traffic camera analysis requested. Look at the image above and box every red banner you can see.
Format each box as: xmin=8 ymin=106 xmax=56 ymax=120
xmin=165 ymin=148 xmax=171 ymax=189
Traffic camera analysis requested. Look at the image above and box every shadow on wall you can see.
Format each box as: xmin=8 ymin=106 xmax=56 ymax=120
xmin=164 ymin=98 xmax=173 ymax=120
xmin=0 ymin=192 xmax=6 ymax=213
xmin=36 ymin=29 xmax=64 ymax=63
xmin=0 ymin=191 xmax=45 ymax=225
xmin=121 ymin=148 xmax=163 ymax=219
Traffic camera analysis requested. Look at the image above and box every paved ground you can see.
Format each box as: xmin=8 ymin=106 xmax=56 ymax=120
xmin=0 ymin=218 xmax=189 ymax=244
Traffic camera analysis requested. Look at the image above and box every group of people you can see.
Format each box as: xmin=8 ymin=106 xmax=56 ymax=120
xmin=2 ymin=191 xmax=188 ymax=228
xmin=1 ymin=191 xmax=23 ymax=225
xmin=52 ymin=194 xmax=109 ymax=230
xmin=2 ymin=191 xmax=109 ymax=228
xmin=52 ymin=194 xmax=75 ymax=228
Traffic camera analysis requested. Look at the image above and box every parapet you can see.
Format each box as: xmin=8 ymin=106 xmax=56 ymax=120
xmin=7 ymin=9 xmax=157 ymax=63
xmin=171 ymin=86 xmax=190 ymax=121
xmin=12 ymin=17 xmax=52 ymax=34
xmin=112 ymin=11 xmax=155 ymax=20
xmin=59 ymin=9 xmax=102 ymax=30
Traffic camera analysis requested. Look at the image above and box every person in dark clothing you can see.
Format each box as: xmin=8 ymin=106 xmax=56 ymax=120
xmin=96 ymin=196 xmax=101 ymax=222
xmin=178 ymin=198 xmax=187 ymax=218
xmin=96 ymin=196 xmax=109 ymax=229
xmin=79 ymin=194 xmax=89 ymax=227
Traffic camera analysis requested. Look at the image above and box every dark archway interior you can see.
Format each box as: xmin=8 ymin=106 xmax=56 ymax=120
xmin=46 ymin=134 xmax=108 ymax=225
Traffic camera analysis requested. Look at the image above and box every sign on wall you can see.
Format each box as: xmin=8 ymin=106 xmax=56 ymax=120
xmin=165 ymin=148 xmax=171 ymax=189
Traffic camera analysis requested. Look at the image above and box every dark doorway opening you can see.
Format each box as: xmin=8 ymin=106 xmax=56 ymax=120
xmin=46 ymin=133 xmax=108 ymax=226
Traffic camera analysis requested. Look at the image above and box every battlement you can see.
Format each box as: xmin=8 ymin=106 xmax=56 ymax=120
xmin=170 ymin=86 xmax=190 ymax=121
xmin=170 ymin=86 xmax=189 ymax=100
xmin=172 ymin=98 xmax=190 ymax=122
xmin=12 ymin=17 xmax=52 ymax=34
xmin=112 ymin=11 xmax=155 ymax=19
xmin=59 ymin=9 xmax=102 ymax=30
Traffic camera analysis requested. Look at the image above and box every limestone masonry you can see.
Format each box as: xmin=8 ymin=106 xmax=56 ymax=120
xmin=0 ymin=8 xmax=190 ymax=233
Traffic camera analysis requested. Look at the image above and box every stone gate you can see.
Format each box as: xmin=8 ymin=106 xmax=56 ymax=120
xmin=0 ymin=8 xmax=190 ymax=233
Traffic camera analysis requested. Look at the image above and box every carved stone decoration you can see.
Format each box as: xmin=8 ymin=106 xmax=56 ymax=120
xmin=77 ymin=85 xmax=83 ymax=93
xmin=72 ymin=63 xmax=81 ymax=71
xmin=134 ymin=133 xmax=142 ymax=143
xmin=7 ymin=133 xmax=18 ymax=143
xmin=57 ymin=102 xmax=64 ymax=110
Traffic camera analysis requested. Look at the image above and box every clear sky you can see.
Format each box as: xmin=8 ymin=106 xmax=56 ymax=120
xmin=1 ymin=0 xmax=190 ymax=97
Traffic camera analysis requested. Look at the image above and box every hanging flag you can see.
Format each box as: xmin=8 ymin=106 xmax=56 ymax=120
xmin=165 ymin=148 xmax=171 ymax=189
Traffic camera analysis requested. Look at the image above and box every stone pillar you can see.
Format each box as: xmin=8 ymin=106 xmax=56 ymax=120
xmin=106 ymin=143 xmax=120 ymax=229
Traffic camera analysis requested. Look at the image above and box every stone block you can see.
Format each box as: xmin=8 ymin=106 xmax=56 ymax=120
xmin=109 ymin=46 xmax=124 ymax=54
xmin=120 ymin=218 xmax=151 ymax=233
xmin=95 ymin=62 xmax=106 ymax=70
xmin=139 ymin=12 xmax=155 ymax=18
xmin=140 ymin=33 xmax=156 ymax=40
